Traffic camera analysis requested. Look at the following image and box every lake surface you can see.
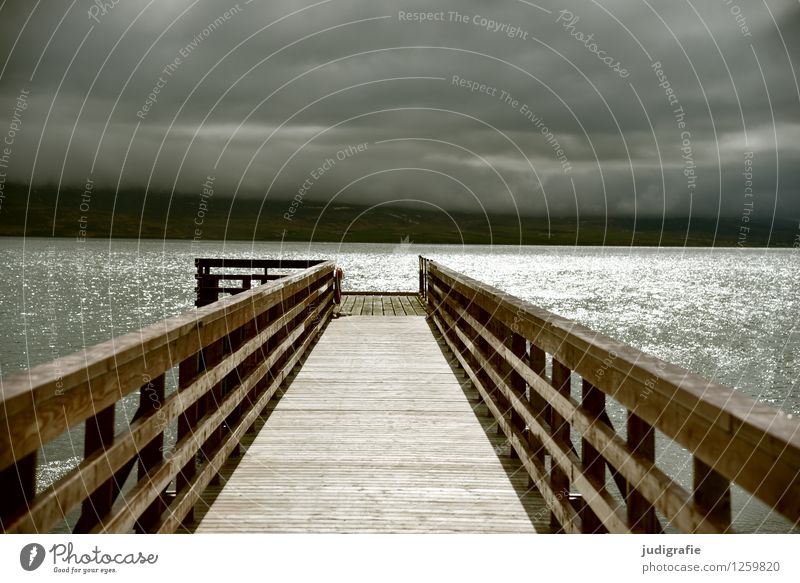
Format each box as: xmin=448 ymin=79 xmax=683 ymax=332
xmin=0 ymin=237 xmax=797 ymax=532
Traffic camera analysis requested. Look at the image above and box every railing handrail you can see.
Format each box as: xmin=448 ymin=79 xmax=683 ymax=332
xmin=0 ymin=259 xmax=335 ymax=534
xmin=421 ymin=256 xmax=800 ymax=532
xmin=426 ymin=258 xmax=800 ymax=451
xmin=0 ymin=260 xmax=335 ymax=468
xmin=195 ymin=258 xmax=326 ymax=269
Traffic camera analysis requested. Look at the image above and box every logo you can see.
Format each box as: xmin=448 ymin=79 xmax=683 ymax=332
xmin=20 ymin=543 xmax=46 ymax=571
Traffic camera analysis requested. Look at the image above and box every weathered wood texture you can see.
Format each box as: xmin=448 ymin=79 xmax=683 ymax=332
xmin=195 ymin=316 xmax=547 ymax=533
xmin=423 ymin=257 xmax=800 ymax=533
xmin=0 ymin=260 xmax=335 ymax=533
xmin=336 ymin=294 xmax=426 ymax=316
xmin=195 ymin=258 xmax=326 ymax=306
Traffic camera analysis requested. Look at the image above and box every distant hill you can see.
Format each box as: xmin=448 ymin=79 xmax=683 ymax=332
xmin=0 ymin=182 xmax=796 ymax=246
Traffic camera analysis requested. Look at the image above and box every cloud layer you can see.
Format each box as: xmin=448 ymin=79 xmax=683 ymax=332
xmin=1 ymin=0 xmax=798 ymax=220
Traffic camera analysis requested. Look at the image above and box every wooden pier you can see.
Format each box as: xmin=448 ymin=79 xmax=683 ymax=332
xmin=0 ymin=258 xmax=798 ymax=534
xmin=195 ymin=314 xmax=545 ymax=533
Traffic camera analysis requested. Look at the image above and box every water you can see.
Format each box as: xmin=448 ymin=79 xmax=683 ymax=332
xmin=0 ymin=237 xmax=797 ymax=532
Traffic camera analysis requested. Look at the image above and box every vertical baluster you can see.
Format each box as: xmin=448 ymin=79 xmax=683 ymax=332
xmin=526 ymin=344 xmax=547 ymax=487
xmin=224 ymin=324 xmax=243 ymax=458
xmin=286 ymin=286 xmax=304 ymax=363
xmin=418 ymin=256 xmax=424 ymax=298
xmin=201 ymin=336 xmax=224 ymax=486
xmin=550 ymin=360 xmax=571 ymax=533
xmin=627 ymin=413 xmax=660 ymax=532
xmin=75 ymin=405 xmax=116 ymax=532
xmin=426 ymin=269 xmax=435 ymax=311
xmin=693 ymin=457 xmax=731 ymax=531
xmin=0 ymin=451 xmax=37 ymax=528
xmin=581 ymin=380 xmax=607 ymax=533
xmin=470 ymin=301 xmax=495 ymax=423
xmin=238 ymin=308 xmax=258 ymax=438
xmin=508 ymin=331 xmax=526 ymax=461
xmin=176 ymin=352 xmax=199 ymax=524
xmin=136 ymin=374 xmax=166 ymax=533
xmin=252 ymin=302 xmax=272 ymax=405
xmin=488 ymin=319 xmax=510 ymax=436
xmin=266 ymin=300 xmax=283 ymax=386
xmin=272 ymin=292 xmax=289 ymax=379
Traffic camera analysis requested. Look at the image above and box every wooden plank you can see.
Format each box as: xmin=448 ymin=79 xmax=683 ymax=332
xmin=391 ymin=295 xmax=404 ymax=316
xmin=196 ymin=258 xmax=325 ymax=269
xmin=412 ymin=295 xmax=427 ymax=316
xmin=196 ymin=316 xmax=545 ymax=533
xmin=397 ymin=296 xmax=409 ymax=315
xmin=340 ymin=292 xmax=418 ymax=296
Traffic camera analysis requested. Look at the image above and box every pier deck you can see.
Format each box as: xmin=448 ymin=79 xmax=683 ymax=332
xmin=195 ymin=313 xmax=547 ymax=533
xmin=335 ymin=293 xmax=426 ymax=316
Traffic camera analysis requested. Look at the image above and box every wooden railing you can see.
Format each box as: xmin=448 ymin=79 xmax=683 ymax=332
xmin=0 ymin=260 xmax=335 ymax=533
xmin=420 ymin=257 xmax=800 ymax=533
xmin=195 ymin=258 xmax=327 ymax=306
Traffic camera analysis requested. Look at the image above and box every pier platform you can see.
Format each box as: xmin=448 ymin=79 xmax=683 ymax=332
xmin=194 ymin=314 xmax=546 ymax=533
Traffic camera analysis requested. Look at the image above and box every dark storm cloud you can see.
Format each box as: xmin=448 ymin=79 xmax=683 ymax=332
xmin=0 ymin=0 xmax=798 ymax=218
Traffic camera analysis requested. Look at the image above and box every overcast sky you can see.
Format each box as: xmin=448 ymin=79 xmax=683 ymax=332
xmin=0 ymin=0 xmax=798 ymax=218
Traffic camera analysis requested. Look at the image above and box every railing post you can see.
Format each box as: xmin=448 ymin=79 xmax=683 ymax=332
xmin=693 ymin=457 xmax=731 ymax=530
xmin=271 ymin=289 xmax=291 ymax=384
xmin=136 ymin=374 xmax=166 ymax=533
xmin=627 ymin=413 xmax=660 ymax=532
xmin=75 ymin=404 xmax=116 ymax=532
xmin=550 ymin=360 xmax=572 ymax=533
xmin=581 ymin=380 xmax=607 ymax=533
xmin=252 ymin=300 xmax=274 ymax=403
xmin=201 ymin=336 xmax=225 ymax=486
xmin=469 ymin=302 xmax=497 ymax=428
xmin=195 ymin=259 xmax=219 ymax=307
xmin=418 ymin=256 xmax=424 ymax=297
xmin=508 ymin=331 xmax=526 ymax=461
xmin=176 ymin=352 xmax=199 ymax=525
xmin=426 ymin=264 xmax=436 ymax=312
xmin=223 ymin=325 xmax=243 ymax=458
xmin=527 ymin=344 xmax=548 ymax=481
xmin=238 ymin=307 xmax=259 ymax=438
xmin=0 ymin=452 xmax=36 ymax=527
xmin=488 ymin=319 xmax=511 ymax=436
